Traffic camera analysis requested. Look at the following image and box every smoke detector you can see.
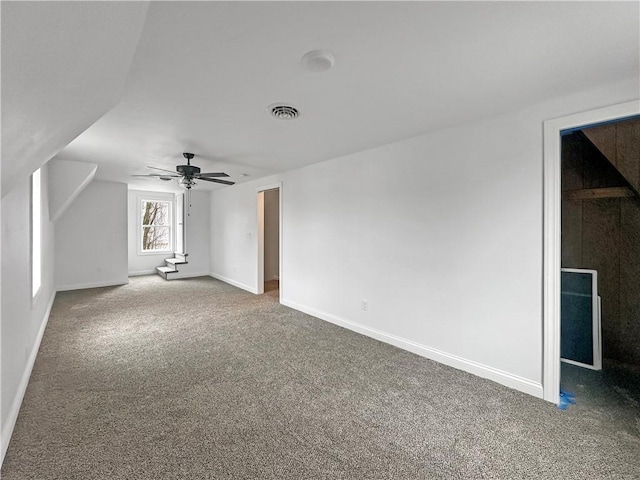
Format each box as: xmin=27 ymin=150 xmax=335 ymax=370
xmin=302 ymin=50 xmax=335 ymax=72
xmin=268 ymin=103 xmax=300 ymax=120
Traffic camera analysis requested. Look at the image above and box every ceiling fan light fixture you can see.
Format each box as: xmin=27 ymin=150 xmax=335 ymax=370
xmin=268 ymin=103 xmax=300 ymax=120
xmin=179 ymin=177 xmax=196 ymax=189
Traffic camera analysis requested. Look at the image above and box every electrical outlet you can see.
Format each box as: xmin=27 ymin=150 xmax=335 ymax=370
xmin=361 ymin=300 xmax=368 ymax=311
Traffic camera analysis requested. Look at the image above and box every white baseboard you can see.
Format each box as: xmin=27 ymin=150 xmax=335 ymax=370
xmin=280 ymin=298 xmax=543 ymax=399
xmin=1 ymin=292 xmax=56 ymax=465
xmin=128 ymin=269 xmax=156 ymax=276
xmin=168 ymin=271 xmax=209 ymax=280
xmin=56 ymin=279 xmax=128 ymax=291
xmin=130 ymin=270 xmax=209 ymax=280
xmin=209 ymin=272 xmax=258 ymax=294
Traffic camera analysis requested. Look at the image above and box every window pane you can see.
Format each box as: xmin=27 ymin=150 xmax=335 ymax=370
xmin=142 ymin=226 xmax=170 ymax=251
xmin=141 ymin=201 xmax=169 ymax=226
xmin=32 ymin=168 xmax=42 ymax=297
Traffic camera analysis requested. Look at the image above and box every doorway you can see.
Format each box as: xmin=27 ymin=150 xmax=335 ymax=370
xmin=559 ymin=119 xmax=640 ymax=415
xmin=543 ymin=100 xmax=640 ymax=404
xmin=257 ymin=185 xmax=281 ymax=297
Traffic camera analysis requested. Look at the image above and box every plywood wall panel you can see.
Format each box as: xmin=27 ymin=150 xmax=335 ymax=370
xmin=619 ymin=197 xmax=640 ymax=364
xmin=616 ymin=118 xmax=640 ymax=193
xmin=581 ymin=199 xmax=621 ymax=360
xmin=583 ymin=123 xmax=617 ymax=166
xmin=561 ymin=199 xmax=583 ymax=268
xmin=580 ymin=134 xmax=626 ymax=189
xmin=562 ymin=134 xmax=585 ymax=191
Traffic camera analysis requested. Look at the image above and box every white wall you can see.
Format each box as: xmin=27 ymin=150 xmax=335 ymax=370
xmin=210 ymin=176 xmax=281 ymax=293
xmin=128 ymin=189 xmax=210 ymax=278
xmin=48 ymin=159 xmax=97 ymax=222
xmin=264 ymin=189 xmax=280 ymax=281
xmin=1 ymin=165 xmax=56 ymax=462
xmin=210 ymin=78 xmax=639 ymax=398
xmin=55 ymin=180 xmax=128 ymax=290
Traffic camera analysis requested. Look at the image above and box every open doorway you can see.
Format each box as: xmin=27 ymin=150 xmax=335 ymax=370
xmin=559 ymin=117 xmax=640 ymax=416
xmin=543 ymin=100 xmax=640 ymax=406
xmin=257 ymin=185 xmax=281 ymax=297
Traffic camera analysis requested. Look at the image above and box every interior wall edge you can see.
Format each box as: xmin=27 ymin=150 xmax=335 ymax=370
xmin=56 ymin=279 xmax=128 ymax=293
xmin=128 ymin=270 xmax=157 ymax=277
xmin=209 ymin=273 xmax=258 ymax=295
xmin=0 ymin=291 xmax=56 ymax=466
xmin=280 ymin=297 xmax=544 ymax=400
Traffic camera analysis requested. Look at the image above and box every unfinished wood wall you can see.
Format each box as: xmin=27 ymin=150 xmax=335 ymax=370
xmin=561 ymin=131 xmax=640 ymax=366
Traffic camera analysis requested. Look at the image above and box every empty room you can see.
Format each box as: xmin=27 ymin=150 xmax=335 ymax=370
xmin=2 ymin=1 xmax=639 ymax=478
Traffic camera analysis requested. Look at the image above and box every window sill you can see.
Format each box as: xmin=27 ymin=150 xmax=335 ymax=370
xmin=137 ymin=250 xmax=173 ymax=256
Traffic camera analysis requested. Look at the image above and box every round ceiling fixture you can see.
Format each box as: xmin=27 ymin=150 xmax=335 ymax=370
xmin=268 ymin=103 xmax=300 ymax=120
xmin=301 ymin=50 xmax=335 ymax=72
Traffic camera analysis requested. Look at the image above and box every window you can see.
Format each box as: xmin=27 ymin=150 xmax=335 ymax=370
xmin=32 ymin=168 xmax=42 ymax=297
xmin=140 ymin=200 xmax=172 ymax=252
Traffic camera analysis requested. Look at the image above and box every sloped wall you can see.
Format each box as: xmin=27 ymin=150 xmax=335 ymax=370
xmin=1 ymin=1 xmax=149 ymax=197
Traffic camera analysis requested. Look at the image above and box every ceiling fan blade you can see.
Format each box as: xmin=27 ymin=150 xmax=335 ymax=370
xmin=197 ymin=172 xmax=230 ymax=178
xmin=132 ymin=174 xmax=180 ymax=177
xmin=197 ymin=177 xmax=235 ymax=186
xmin=147 ymin=165 xmax=179 ymax=174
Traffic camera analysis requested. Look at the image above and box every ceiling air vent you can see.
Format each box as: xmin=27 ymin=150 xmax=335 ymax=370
xmin=268 ymin=104 xmax=300 ymax=120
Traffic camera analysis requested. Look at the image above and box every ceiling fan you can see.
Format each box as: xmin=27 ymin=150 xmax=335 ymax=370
xmin=132 ymin=153 xmax=235 ymax=189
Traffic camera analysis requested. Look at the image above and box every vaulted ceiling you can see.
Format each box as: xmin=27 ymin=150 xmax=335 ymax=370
xmin=3 ymin=1 xmax=639 ymax=195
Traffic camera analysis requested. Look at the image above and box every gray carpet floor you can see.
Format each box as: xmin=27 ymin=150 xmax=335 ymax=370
xmin=2 ymin=275 xmax=639 ymax=479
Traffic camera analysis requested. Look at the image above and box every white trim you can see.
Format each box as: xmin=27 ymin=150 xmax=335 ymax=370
xmin=128 ymin=269 xmax=157 ymax=276
xmin=56 ymin=279 xmax=128 ymax=292
xmin=130 ymin=270 xmax=210 ymax=280
xmin=281 ymin=298 xmax=543 ymax=398
xmin=256 ymin=191 xmax=265 ymax=294
xmin=560 ymin=268 xmax=601 ymax=370
xmin=561 ymin=358 xmax=602 ymax=370
xmin=543 ymin=99 xmax=640 ymax=404
xmin=209 ymin=272 xmax=258 ymax=294
xmin=137 ymin=194 xmax=174 ymax=255
xmin=165 ymin=271 xmax=209 ymax=280
xmin=1 ymin=292 xmax=56 ymax=465
xmin=256 ymin=183 xmax=281 ymax=193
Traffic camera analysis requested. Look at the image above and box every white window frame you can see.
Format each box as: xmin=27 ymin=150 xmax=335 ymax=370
xmin=31 ymin=168 xmax=42 ymax=299
xmin=138 ymin=196 xmax=173 ymax=255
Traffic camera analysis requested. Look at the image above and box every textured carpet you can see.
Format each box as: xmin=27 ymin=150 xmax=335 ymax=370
xmin=2 ymin=275 xmax=639 ymax=479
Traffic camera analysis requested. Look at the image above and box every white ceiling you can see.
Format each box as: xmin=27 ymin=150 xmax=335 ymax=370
xmin=7 ymin=2 xmax=640 ymax=193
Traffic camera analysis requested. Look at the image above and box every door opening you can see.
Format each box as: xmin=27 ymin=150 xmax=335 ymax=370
xmin=543 ymin=100 xmax=639 ymax=404
xmin=558 ymin=115 xmax=640 ymax=415
xmin=257 ymin=185 xmax=281 ymax=297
